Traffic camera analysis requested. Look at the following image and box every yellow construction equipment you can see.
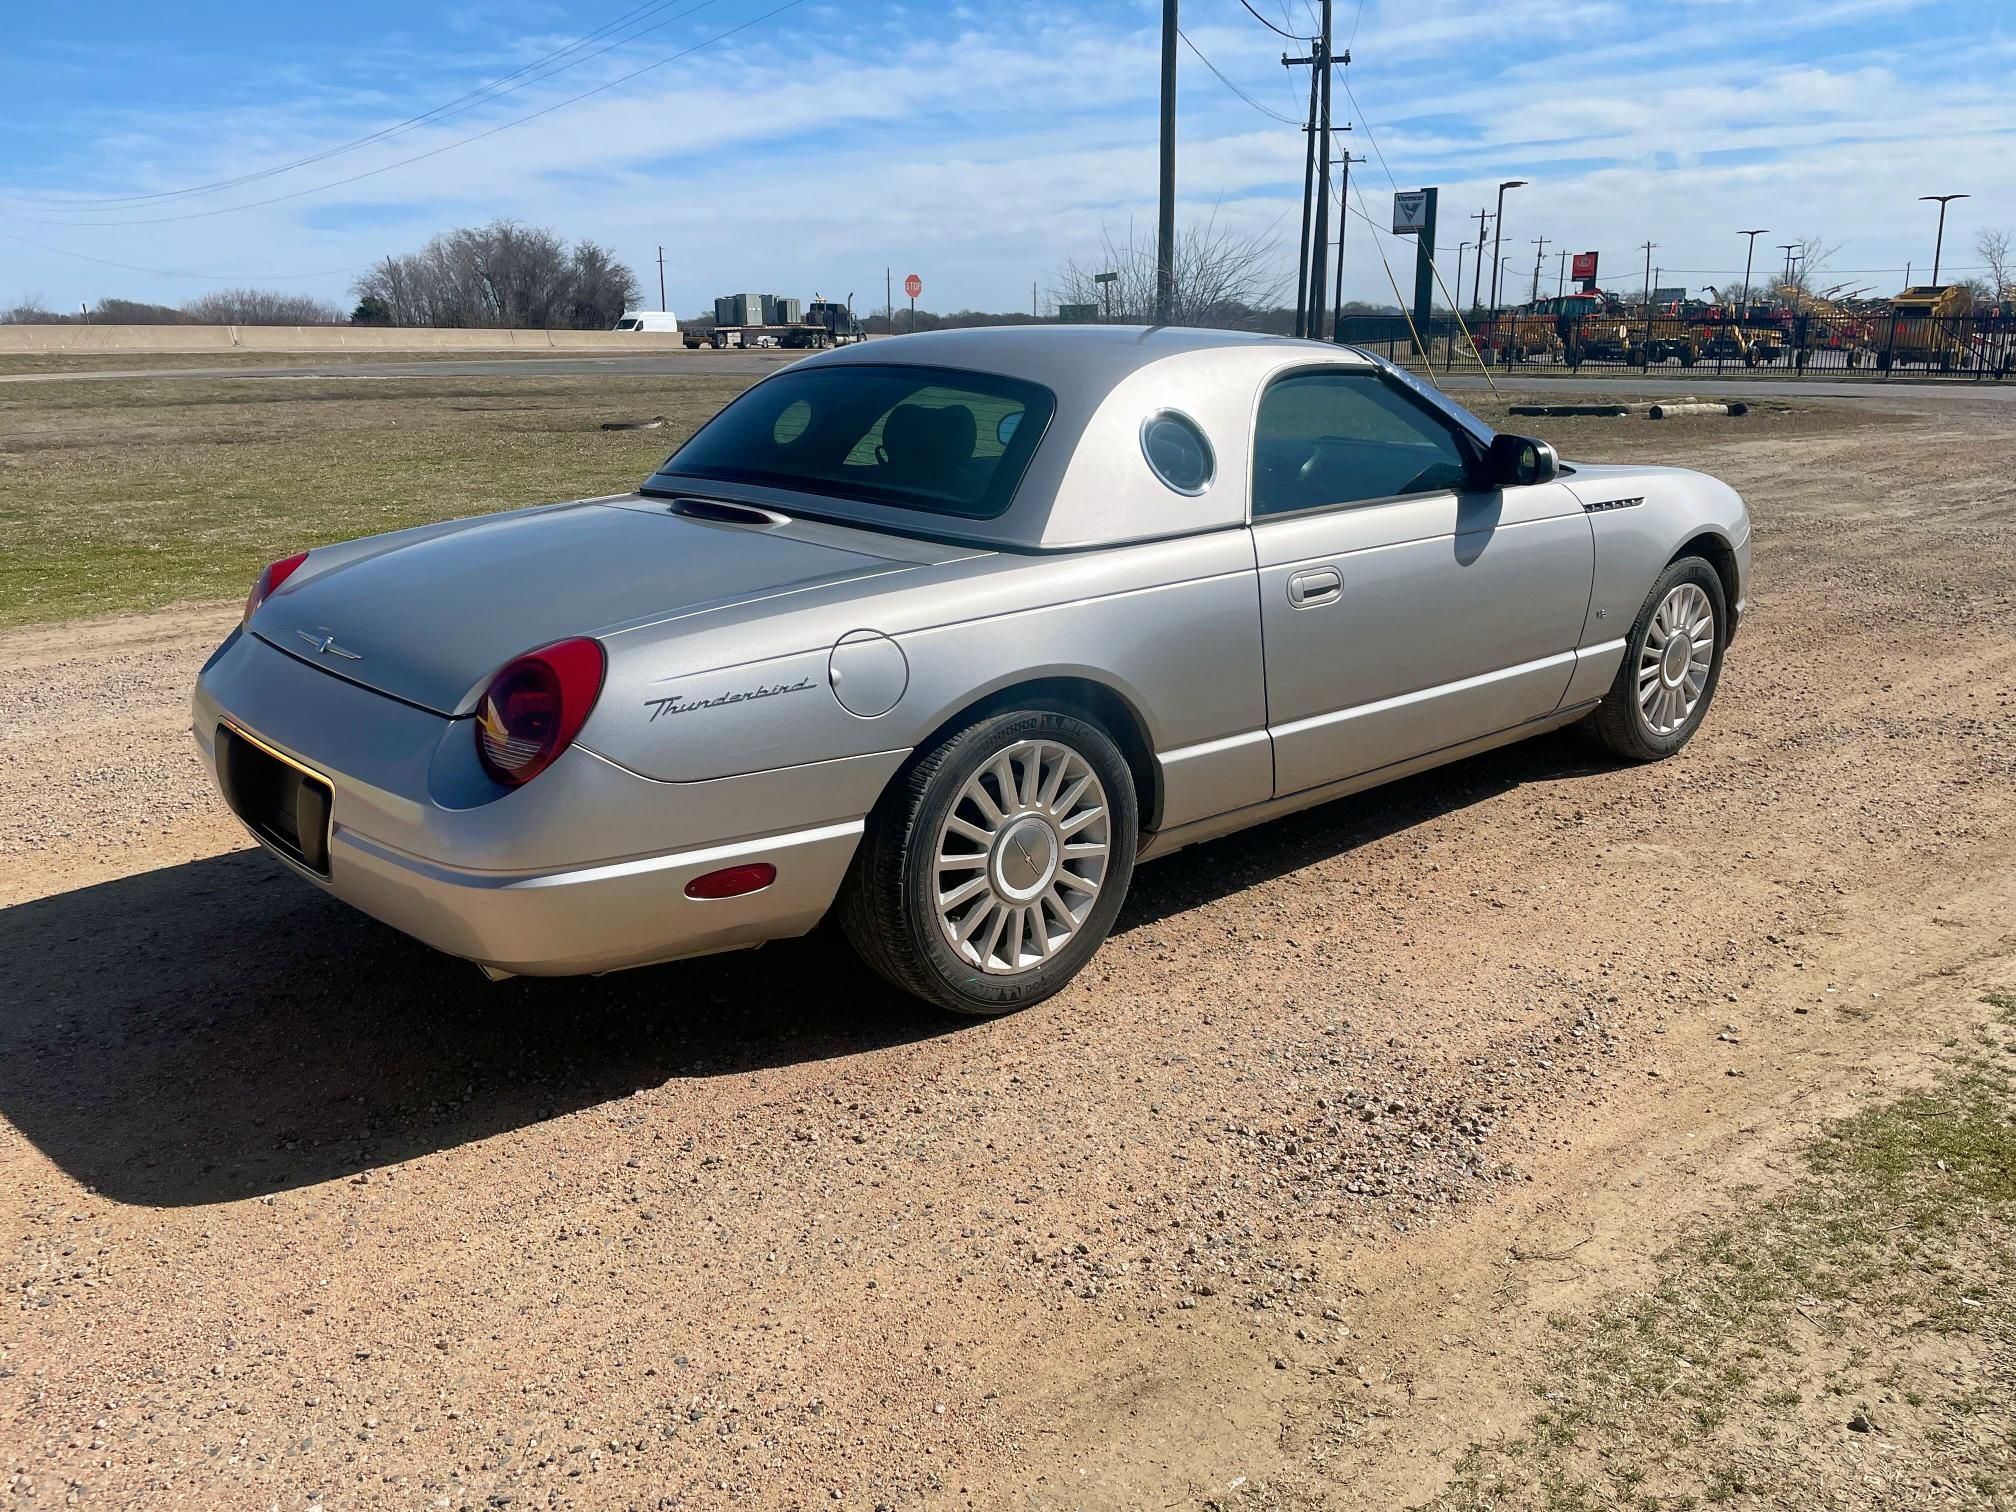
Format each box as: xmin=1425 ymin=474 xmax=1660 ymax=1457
xmin=1879 ymin=285 xmax=1972 ymax=370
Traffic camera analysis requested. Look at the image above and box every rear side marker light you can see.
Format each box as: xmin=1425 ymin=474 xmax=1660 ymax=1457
xmin=684 ymin=863 xmax=777 ymax=900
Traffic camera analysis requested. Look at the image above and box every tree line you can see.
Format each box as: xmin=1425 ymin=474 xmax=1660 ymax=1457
xmin=3 ymin=220 xmax=640 ymax=330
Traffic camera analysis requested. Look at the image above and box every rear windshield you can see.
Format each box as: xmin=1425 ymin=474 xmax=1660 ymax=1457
xmin=654 ymin=363 xmax=1054 ymax=520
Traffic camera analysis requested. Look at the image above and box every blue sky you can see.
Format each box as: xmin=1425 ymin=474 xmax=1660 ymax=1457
xmin=3 ymin=0 xmax=2012 ymax=316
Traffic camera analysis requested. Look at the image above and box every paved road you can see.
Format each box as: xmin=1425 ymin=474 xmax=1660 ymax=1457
xmin=3 ymin=349 xmax=2012 ymax=400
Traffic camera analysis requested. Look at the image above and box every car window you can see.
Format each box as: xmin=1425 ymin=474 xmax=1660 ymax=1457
xmin=657 ymin=364 xmax=1053 ymax=520
xmin=1253 ymin=370 xmax=1473 ymax=517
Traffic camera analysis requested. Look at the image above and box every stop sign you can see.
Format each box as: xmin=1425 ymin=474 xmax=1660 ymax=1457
xmin=903 ymin=273 xmax=922 ymax=299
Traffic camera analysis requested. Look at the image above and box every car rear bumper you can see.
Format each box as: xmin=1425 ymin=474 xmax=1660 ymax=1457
xmin=192 ymin=629 xmax=888 ymax=977
xmin=320 ymin=817 xmax=862 ymax=977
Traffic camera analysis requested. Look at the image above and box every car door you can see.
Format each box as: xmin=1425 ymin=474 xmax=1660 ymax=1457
xmin=1250 ymin=365 xmax=1593 ymax=796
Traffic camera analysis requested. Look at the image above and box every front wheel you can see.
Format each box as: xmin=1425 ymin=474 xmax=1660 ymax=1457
xmin=839 ymin=710 xmax=1138 ymax=1015
xmin=1582 ymin=558 xmax=1729 ymax=762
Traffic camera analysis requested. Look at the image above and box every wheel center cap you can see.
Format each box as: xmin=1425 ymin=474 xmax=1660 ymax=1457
xmin=992 ymin=816 xmax=1059 ymax=902
xmin=1661 ymin=633 xmax=1692 ymax=687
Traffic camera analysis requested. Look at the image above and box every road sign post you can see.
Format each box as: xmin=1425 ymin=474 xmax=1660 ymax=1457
xmin=903 ymin=273 xmax=921 ymax=334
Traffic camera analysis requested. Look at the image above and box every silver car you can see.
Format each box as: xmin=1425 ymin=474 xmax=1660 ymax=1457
xmin=194 ymin=326 xmax=1749 ymax=1014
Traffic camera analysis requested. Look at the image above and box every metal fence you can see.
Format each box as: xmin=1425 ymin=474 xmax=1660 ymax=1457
xmin=1336 ymin=311 xmax=2016 ymax=379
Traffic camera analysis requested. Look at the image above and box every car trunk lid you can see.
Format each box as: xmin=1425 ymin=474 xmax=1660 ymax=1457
xmin=251 ymin=496 xmax=944 ymax=715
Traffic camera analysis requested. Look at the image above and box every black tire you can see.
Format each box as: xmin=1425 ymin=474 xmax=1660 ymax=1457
xmin=1581 ymin=556 xmax=1729 ymax=762
xmin=838 ymin=709 xmax=1139 ymax=1015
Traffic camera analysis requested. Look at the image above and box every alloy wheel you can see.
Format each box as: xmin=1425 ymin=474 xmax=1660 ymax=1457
xmin=931 ymin=739 xmax=1111 ymax=975
xmin=1637 ymin=582 xmax=1716 ymax=736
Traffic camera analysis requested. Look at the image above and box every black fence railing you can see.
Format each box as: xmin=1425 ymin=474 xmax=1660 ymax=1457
xmin=1335 ymin=311 xmax=2016 ymax=379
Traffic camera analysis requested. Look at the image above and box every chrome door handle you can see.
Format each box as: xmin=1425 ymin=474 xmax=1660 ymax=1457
xmin=1287 ymin=566 xmax=1343 ymax=608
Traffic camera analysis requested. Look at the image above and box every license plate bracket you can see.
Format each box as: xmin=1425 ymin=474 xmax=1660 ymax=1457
xmin=216 ymin=723 xmax=333 ymax=876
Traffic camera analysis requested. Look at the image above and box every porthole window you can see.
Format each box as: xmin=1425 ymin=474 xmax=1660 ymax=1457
xmin=772 ymin=397 xmax=812 ymax=445
xmin=1141 ymin=411 xmax=1214 ymax=495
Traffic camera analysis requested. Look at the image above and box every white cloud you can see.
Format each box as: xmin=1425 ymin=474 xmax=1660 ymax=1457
xmin=2 ymin=0 xmax=2010 ymax=312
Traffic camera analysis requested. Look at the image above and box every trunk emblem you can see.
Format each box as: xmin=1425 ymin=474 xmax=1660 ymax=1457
xmin=297 ymin=629 xmax=364 ymax=661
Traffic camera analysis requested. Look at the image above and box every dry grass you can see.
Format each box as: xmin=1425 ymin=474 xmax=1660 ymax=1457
xmin=0 ymin=373 xmax=754 ymax=627
xmin=0 ymin=349 xmax=644 ymax=376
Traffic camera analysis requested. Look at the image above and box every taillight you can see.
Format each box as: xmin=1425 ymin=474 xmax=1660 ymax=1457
xmin=475 ymin=637 xmax=606 ymax=788
xmin=244 ymin=551 xmax=309 ymax=623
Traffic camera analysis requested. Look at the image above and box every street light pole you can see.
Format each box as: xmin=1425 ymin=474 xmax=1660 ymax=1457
xmin=1738 ymin=229 xmax=1768 ymax=314
xmin=1919 ymin=193 xmax=1969 ymax=285
xmin=1488 ymin=180 xmax=1526 ymax=314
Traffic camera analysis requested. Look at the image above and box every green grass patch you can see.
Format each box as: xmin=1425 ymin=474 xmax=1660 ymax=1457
xmin=1423 ymin=993 xmax=2016 ymax=1511
xmin=0 ymin=373 xmax=754 ymax=627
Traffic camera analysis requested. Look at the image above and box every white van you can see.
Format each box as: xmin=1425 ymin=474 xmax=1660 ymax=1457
xmin=611 ymin=311 xmax=680 ymax=333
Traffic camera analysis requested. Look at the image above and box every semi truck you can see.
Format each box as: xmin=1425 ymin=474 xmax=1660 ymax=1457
xmin=687 ymin=292 xmax=866 ymax=350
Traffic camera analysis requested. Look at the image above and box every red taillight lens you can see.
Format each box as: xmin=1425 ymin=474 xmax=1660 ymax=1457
xmin=475 ymin=637 xmax=606 ymax=788
xmin=684 ymin=863 xmax=777 ymax=899
xmin=244 ymin=551 xmax=309 ymax=623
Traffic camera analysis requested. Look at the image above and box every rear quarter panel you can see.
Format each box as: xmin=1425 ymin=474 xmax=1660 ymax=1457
xmin=582 ymin=531 xmax=1271 ymax=829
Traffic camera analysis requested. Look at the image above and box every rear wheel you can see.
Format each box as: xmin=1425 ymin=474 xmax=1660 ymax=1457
xmin=839 ymin=710 xmax=1138 ymax=1015
xmin=1582 ymin=557 xmax=1728 ymax=762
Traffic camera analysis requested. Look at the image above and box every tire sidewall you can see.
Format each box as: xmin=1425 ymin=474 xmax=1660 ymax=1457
xmin=1623 ymin=557 xmax=1729 ymax=756
xmin=897 ymin=710 xmax=1138 ymax=1015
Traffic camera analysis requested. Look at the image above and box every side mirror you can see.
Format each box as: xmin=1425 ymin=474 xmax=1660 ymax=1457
xmin=1488 ymin=433 xmax=1559 ymax=488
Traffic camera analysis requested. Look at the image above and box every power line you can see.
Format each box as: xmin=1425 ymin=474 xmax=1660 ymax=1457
xmin=1180 ymin=29 xmax=1303 ymax=124
xmin=1345 ymin=0 xmax=1366 ymax=49
xmin=1234 ymin=0 xmax=1309 ymax=39
xmin=5 ymin=0 xmax=729 ymax=211
xmin=0 ymin=227 xmax=363 ymax=281
xmin=1338 ymin=75 xmax=1401 ymax=196
xmin=15 ymin=0 xmax=809 ymax=229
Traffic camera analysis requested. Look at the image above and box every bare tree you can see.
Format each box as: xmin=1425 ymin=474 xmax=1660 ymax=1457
xmin=92 ymin=298 xmax=196 ymax=324
xmin=351 ymin=220 xmax=640 ymax=329
xmin=1052 ymin=212 xmax=1288 ymax=329
xmin=1767 ymin=237 xmax=1844 ymax=307
xmin=2 ymin=294 xmax=62 ymax=324
xmin=1977 ymin=228 xmax=2013 ymax=300
xmin=182 ymin=288 xmax=343 ymax=324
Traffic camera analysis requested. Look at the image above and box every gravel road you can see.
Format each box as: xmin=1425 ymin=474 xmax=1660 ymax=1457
xmin=3 ymin=391 xmax=2013 ymax=1510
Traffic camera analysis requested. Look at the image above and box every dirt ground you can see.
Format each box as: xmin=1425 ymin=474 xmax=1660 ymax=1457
xmin=3 ymin=387 xmax=2014 ymax=1511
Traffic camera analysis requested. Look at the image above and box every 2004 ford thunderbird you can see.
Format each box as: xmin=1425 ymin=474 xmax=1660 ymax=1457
xmin=196 ymin=326 xmax=1749 ymax=1014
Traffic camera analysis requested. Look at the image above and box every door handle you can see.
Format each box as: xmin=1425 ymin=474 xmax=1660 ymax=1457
xmin=1287 ymin=566 xmax=1343 ymax=608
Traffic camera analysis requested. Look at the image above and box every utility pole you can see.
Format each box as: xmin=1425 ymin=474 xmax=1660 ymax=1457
xmin=885 ymin=267 xmax=892 ymax=334
xmin=1455 ymin=242 xmax=1471 ymax=320
xmin=1488 ymin=179 xmax=1526 ymax=314
xmin=1331 ymin=147 xmax=1364 ymax=338
xmin=1557 ymin=249 xmax=1567 ymax=297
xmin=656 ymin=246 xmax=667 ymax=312
xmin=1307 ymin=1 xmax=1335 ymax=342
xmin=1470 ymin=208 xmax=1491 ymax=310
xmin=1032 ymin=281 xmax=1038 ymax=320
xmin=1155 ymin=0 xmax=1178 ymax=324
xmin=1920 ymin=193 xmax=1968 ymax=285
xmin=1529 ymin=236 xmax=1549 ymax=303
xmin=1287 ymin=47 xmax=1320 ymax=338
xmin=1640 ymin=240 xmax=1657 ymax=354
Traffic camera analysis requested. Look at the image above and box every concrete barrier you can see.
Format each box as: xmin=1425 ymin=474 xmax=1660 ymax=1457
xmin=0 ymin=324 xmax=699 ymax=355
